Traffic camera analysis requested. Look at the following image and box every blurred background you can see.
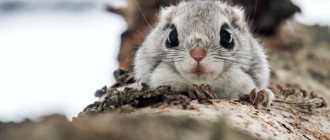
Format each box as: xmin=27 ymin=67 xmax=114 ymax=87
xmin=0 ymin=0 xmax=329 ymax=122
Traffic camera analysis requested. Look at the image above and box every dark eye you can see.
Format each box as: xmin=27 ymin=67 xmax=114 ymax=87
xmin=220 ymin=24 xmax=234 ymax=50
xmin=166 ymin=25 xmax=179 ymax=48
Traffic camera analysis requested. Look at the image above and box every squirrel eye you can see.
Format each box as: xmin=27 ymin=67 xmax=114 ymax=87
xmin=166 ymin=25 xmax=179 ymax=48
xmin=220 ymin=24 xmax=234 ymax=50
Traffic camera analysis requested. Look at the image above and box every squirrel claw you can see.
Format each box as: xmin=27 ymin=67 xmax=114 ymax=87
xmin=187 ymin=84 xmax=217 ymax=100
xmin=249 ymin=88 xmax=274 ymax=109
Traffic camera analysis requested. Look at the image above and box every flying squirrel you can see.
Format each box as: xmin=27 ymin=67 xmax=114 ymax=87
xmin=133 ymin=0 xmax=274 ymax=108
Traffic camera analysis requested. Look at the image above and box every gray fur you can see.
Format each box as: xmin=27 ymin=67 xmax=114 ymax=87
xmin=133 ymin=0 xmax=274 ymax=105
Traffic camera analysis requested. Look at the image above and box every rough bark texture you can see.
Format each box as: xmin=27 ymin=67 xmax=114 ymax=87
xmin=77 ymin=80 xmax=329 ymax=140
xmin=0 ymin=81 xmax=328 ymax=140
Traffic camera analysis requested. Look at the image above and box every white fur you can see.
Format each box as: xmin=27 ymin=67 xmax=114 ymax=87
xmin=133 ymin=0 xmax=274 ymax=104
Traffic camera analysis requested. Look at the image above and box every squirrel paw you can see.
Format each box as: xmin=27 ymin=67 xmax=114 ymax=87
xmin=187 ymin=84 xmax=217 ymax=100
xmin=249 ymin=88 xmax=274 ymax=109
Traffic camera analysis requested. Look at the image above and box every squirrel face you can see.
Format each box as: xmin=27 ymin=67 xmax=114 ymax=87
xmin=134 ymin=1 xmax=264 ymax=89
xmin=134 ymin=1 xmax=273 ymax=107
xmin=164 ymin=22 xmax=238 ymax=83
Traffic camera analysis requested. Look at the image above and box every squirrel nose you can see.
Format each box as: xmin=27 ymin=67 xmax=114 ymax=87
xmin=190 ymin=47 xmax=206 ymax=62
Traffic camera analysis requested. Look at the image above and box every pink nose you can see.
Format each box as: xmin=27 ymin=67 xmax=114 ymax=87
xmin=190 ymin=47 xmax=206 ymax=62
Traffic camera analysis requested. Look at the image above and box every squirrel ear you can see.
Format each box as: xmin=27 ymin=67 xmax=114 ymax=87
xmin=159 ymin=6 xmax=174 ymax=24
xmin=225 ymin=6 xmax=247 ymax=30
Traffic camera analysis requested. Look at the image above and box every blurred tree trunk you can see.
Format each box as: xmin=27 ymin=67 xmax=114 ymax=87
xmin=107 ymin=0 xmax=180 ymax=70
